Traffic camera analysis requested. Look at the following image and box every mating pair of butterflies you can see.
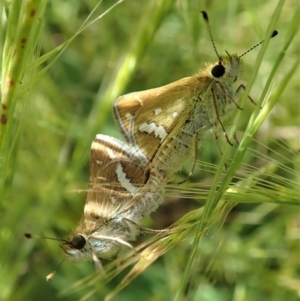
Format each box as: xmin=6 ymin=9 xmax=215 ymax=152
xmin=40 ymin=12 xmax=278 ymax=276
xmin=63 ymin=51 xmax=246 ymax=269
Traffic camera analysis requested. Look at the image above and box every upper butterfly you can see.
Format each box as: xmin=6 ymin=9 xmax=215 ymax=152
xmin=114 ymin=11 xmax=278 ymax=181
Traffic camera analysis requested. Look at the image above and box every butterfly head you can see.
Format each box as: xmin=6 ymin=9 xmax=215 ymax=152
xmin=61 ymin=216 xmax=137 ymax=264
xmin=61 ymin=232 xmax=117 ymax=262
xmin=209 ymin=53 xmax=242 ymax=84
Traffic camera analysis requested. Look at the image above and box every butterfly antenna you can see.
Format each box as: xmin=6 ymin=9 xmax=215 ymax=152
xmin=239 ymin=30 xmax=278 ymax=58
xmin=25 ymin=233 xmax=67 ymax=243
xmin=46 ymin=259 xmax=65 ymax=281
xmin=25 ymin=233 xmax=67 ymax=281
xmin=201 ymin=11 xmax=221 ymax=61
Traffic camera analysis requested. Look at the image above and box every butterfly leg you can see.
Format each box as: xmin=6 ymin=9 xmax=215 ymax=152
xmin=236 ymin=84 xmax=259 ymax=107
xmin=213 ymin=130 xmax=223 ymax=156
xmin=211 ymin=88 xmax=233 ymax=146
xmin=92 ymin=252 xmax=105 ymax=273
xmin=216 ymin=82 xmax=243 ymax=110
xmin=176 ymin=134 xmax=199 ymax=185
xmin=212 ymin=130 xmax=229 ymax=170
xmin=233 ymin=132 xmax=239 ymax=145
xmin=123 ymin=217 xmax=170 ymax=234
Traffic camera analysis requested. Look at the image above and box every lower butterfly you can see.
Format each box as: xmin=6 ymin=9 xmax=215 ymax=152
xmin=26 ymin=134 xmax=165 ymax=279
xmin=63 ymin=134 xmax=164 ymax=262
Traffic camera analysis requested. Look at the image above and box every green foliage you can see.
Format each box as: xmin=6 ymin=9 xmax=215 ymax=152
xmin=0 ymin=0 xmax=299 ymax=300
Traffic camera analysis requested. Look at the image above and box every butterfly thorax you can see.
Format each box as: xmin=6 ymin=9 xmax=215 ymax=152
xmin=193 ymin=54 xmax=242 ymax=128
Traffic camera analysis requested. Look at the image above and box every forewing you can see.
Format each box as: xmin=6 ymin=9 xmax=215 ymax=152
xmin=114 ymin=76 xmax=197 ymax=161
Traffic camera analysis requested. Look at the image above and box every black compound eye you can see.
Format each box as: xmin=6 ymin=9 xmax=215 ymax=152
xmin=71 ymin=234 xmax=86 ymax=249
xmin=211 ymin=63 xmax=225 ymax=78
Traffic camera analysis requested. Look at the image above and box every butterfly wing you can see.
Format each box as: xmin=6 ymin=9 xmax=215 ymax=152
xmin=114 ymin=76 xmax=200 ymax=162
xmin=85 ymin=134 xmax=149 ymax=217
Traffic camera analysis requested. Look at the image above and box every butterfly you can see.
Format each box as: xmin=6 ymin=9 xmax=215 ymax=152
xmin=61 ymin=134 xmax=165 ymax=269
xmin=114 ymin=12 xmax=277 ymax=180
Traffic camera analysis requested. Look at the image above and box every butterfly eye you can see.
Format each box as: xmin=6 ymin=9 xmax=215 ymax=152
xmin=71 ymin=234 xmax=86 ymax=249
xmin=211 ymin=63 xmax=225 ymax=78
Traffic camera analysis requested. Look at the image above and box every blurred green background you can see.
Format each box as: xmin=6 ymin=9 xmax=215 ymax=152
xmin=0 ymin=0 xmax=299 ymax=300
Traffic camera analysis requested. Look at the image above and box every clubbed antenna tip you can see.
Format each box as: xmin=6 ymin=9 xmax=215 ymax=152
xmin=239 ymin=29 xmax=278 ymax=58
xmin=200 ymin=11 xmax=220 ymax=60
xmin=201 ymin=11 xmax=208 ymax=21
xmin=46 ymin=271 xmax=56 ymax=281
xmin=46 ymin=259 xmax=65 ymax=281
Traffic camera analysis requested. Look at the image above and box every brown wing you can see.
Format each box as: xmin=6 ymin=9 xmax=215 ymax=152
xmin=113 ymin=76 xmax=201 ymax=161
xmin=85 ymin=135 xmax=148 ymax=216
